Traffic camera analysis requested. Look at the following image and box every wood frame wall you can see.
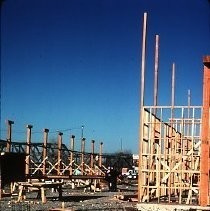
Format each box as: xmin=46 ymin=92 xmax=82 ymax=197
xmin=138 ymin=12 xmax=210 ymax=206
xmin=138 ymin=106 xmax=201 ymax=204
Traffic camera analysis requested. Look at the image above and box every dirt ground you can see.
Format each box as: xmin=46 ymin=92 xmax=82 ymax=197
xmin=0 ymin=182 xmax=138 ymax=211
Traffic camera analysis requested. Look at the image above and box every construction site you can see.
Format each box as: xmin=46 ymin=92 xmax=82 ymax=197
xmin=0 ymin=120 xmax=139 ymax=209
xmin=137 ymin=12 xmax=210 ymax=211
xmin=0 ymin=3 xmax=210 ymax=211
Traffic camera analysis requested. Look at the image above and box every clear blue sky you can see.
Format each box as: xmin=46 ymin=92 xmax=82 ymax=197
xmin=1 ymin=0 xmax=210 ymax=153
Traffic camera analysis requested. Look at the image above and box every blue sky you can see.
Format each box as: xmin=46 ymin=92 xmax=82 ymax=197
xmin=1 ymin=0 xmax=210 ymax=153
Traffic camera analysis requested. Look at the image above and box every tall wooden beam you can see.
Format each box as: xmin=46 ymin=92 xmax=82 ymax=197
xmin=6 ymin=120 xmax=14 ymax=152
xmin=99 ymin=142 xmax=103 ymax=168
xmin=42 ymin=128 xmax=49 ymax=175
xmin=69 ymin=135 xmax=75 ymax=175
xmin=81 ymin=138 xmax=85 ymax=175
xmin=90 ymin=140 xmax=95 ymax=174
xmin=57 ymin=132 xmax=63 ymax=175
xmin=200 ymin=55 xmax=210 ymax=206
xmin=171 ymin=62 xmax=175 ymax=122
xmin=153 ymin=34 xmax=159 ymax=109
xmin=25 ymin=125 xmax=33 ymax=177
xmin=138 ymin=11 xmax=147 ymax=203
xmin=140 ymin=12 xmax=147 ymax=109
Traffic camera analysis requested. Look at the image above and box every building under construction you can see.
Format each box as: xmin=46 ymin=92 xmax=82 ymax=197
xmin=0 ymin=8 xmax=210 ymax=209
xmin=138 ymin=12 xmax=210 ymax=208
xmin=0 ymin=121 xmax=135 ymax=204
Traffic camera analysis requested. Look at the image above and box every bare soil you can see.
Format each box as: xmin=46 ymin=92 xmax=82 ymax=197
xmin=0 ymin=182 xmax=138 ymax=211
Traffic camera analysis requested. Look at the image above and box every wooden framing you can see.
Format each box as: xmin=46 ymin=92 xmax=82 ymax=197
xmin=69 ymin=135 xmax=75 ymax=175
xmin=42 ymin=128 xmax=49 ymax=175
xmin=6 ymin=120 xmax=14 ymax=153
xmin=200 ymin=56 xmax=210 ymax=206
xmin=25 ymin=125 xmax=33 ymax=177
xmin=138 ymin=12 xmax=210 ymax=206
xmin=0 ymin=124 xmax=108 ymax=178
xmin=138 ymin=106 xmax=201 ymax=204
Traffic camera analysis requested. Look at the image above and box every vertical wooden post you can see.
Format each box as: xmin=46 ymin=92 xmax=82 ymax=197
xmin=171 ymin=62 xmax=175 ymax=119
xmin=153 ymin=34 xmax=159 ymax=109
xmin=188 ymin=89 xmax=191 ymax=108
xmin=0 ymin=154 xmax=1 ymax=199
xmin=6 ymin=120 xmax=14 ymax=153
xmin=81 ymin=138 xmax=85 ymax=175
xmin=168 ymin=63 xmax=175 ymax=202
xmin=99 ymin=142 xmax=103 ymax=168
xmin=80 ymin=126 xmax=84 ymax=152
xmin=25 ymin=125 xmax=33 ymax=177
xmin=42 ymin=128 xmax=49 ymax=175
xmin=200 ymin=56 xmax=210 ymax=206
xmin=57 ymin=132 xmax=63 ymax=175
xmin=187 ymin=89 xmax=191 ymax=136
xmin=138 ymin=12 xmax=147 ymax=202
xmin=70 ymin=135 xmax=75 ymax=175
xmin=140 ymin=12 xmax=147 ymax=108
xmin=90 ymin=140 xmax=95 ymax=174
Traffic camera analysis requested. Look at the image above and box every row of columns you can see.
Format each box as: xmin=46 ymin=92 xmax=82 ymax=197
xmin=5 ymin=121 xmax=104 ymax=176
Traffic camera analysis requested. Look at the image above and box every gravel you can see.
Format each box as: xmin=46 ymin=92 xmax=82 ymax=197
xmin=0 ymin=185 xmax=138 ymax=211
